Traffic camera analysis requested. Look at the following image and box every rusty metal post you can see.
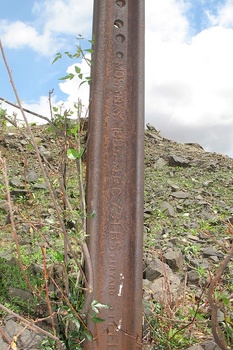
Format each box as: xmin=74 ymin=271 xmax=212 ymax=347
xmin=85 ymin=0 xmax=144 ymax=349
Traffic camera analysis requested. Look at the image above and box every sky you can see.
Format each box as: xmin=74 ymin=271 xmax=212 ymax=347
xmin=1 ymin=0 xmax=233 ymax=157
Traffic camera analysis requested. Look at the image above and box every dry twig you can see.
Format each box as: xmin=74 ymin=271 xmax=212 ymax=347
xmin=207 ymin=238 xmax=233 ymax=350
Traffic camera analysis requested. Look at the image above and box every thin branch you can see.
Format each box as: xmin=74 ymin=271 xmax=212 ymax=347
xmin=51 ymin=277 xmax=90 ymax=333
xmin=0 ymin=303 xmax=64 ymax=349
xmin=207 ymin=241 xmax=233 ymax=350
xmin=0 ymin=96 xmax=63 ymax=137
xmin=0 ymin=39 xmax=80 ymax=277
xmin=48 ymin=89 xmax=54 ymax=121
xmin=0 ymin=156 xmax=37 ymax=295
xmin=0 ymin=96 xmax=51 ymax=125
xmin=0 ymin=328 xmax=11 ymax=346
xmin=41 ymin=246 xmax=57 ymax=337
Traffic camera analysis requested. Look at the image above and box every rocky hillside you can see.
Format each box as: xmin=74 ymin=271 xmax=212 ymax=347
xmin=0 ymin=123 xmax=232 ymax=350
xmin=143 ymin=124 xmax=233 ymax=349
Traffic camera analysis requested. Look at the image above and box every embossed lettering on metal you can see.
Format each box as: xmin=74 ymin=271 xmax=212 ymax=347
xmin=85 ymin=1 xmax=144 ymax=349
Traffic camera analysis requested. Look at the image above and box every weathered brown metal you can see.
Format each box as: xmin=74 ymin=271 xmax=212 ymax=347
xmin=85 ymin=0 xmax=144 ymax=349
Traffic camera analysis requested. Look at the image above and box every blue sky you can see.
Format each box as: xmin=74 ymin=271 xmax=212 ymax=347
xmin=1 ymin=0 xmax=233 ymax=157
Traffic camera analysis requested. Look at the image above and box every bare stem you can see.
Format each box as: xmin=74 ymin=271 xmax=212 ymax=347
xmin=207 ymin=239 xmax=233 ymax=350
xmin=41 ymin=246 xmax=57 ymax=337
xmin=0 ymin=303 xmax=64 ymax=349
xmin=0 ymin=39 xmax=77 ymax=282
xmin=0 ymin=156 xmax=36 ymax=295
xmin=0 ymin=96 xmax=63 ymax=136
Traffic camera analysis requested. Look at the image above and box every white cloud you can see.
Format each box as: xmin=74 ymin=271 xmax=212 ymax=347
xmin=3 ymin=0 xmax=233 ymax=156
xmin=55 ymin=57 xmax=90 ymax=118
xmin=1 ymin=96 xmax=52 ymax=125
xmin=12 ymin=57 xmax=91 ymax=122
xmin=0 ymin=20 xmax=60 ymax=56
xmin=0 ymin=0 xmax=93 ymax=56
xmin=0 ymin=20 xmax=38 ymax=48
xmin=22 ymin=96 xmax=53 ymax=122
xmin=145 ymin=0 xmax=233 ymax=156
xmin=146 ymin=0 xmax=190 ymax=42
xmin=207 ymin=0 xmax=233 ymax=28
xmin=33 ymin=0 xmax=93 ymax=37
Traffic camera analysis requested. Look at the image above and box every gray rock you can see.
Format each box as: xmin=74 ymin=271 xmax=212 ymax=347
xmin=143 ymin=279 xmax=153 ymax=300
xmin=217 ymin=309 xmax=225 ymax=322
xmin=202 ymin=247 xmax=223 ymax=258
xmin=169 ymin=237 xmax=182 ymax=245
xmin=8 ymin=287 xmax=34 ymax=302
xmin=167 ymin=179 xmax=180 ymax=191
xmin=155 ymin=157 xmax=167 ymax=168
xmin=144 ymin=258 xmax=181 ymax=302
xmin=188 ymin=258 xmax=209 ymax=269
xmin=171 ymin=191 xmax=190 ymax=199
xmin=168 ymin=154 xmax=190 ymax=167
xmin=10 ymin=189 xmax=28 ymax=197
xmin=20 ymin=139 xmax=28 ymax=145
xmin=163 ymin=248 xmax=183 ymax=270
xmin=185 ymin=142 xmax=204 ymax=150
xmin=26 ymin=170 xmax=39 ymax=183
xmin=150 ymin=273 xmax=181 ymax=302
xmin=160 ymin=201 xmax=175 ymax=217
xmin=33 ymin=183 xmax=47 ymax=190
xmin=21 ymin=223 xmax=32 ymax=234
xmin=39 ymin=145 xmax=51 ymax=158
xmin=0 ymin=335 xmax=8 ymax=350
xmin=0 ymin=318 xmax=45 ymax=349
xmin=200 ymin=210 xmax=218 ymax=221
xmin=209 ymin=255 xmax=219 ymax=263
xmin=201 ymin=339 xmax=222 ymax=350
xmin=186 ymin=345 xmax=204 ymax=350
xmin=203 ymin=180 xmax=213 ymax=187
xmin=187 ymin=270 xmax=199 ymax=282
xmin=144 ymin=258 xmax=165 ymax=281
xmin=9 ymin=176 xmax=23 ymax=187
xmin=146 ymin=123 xmax=158 ymax=132
xmin=0 ymin=200 xmax=9 ymax=213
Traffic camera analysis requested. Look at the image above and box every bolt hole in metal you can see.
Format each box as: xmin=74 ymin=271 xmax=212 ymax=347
xmin=115 ymin=0 xmax=126 ymax=7
xmin=114 ymin=19 xmax=124 ymax=28
xmin=116 ymin=34 xmax=125 ymax=42
xmin=116 ymin=51 xmax=124 ymax=59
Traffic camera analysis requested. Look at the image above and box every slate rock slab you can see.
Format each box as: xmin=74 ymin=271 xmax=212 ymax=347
xmin=0 ymin=317 xmax=45 ymax=350
xmin=171 ymin=190 xmax=190 ymax=199
xmin=163 ymin=248 xmax=183 ymax=270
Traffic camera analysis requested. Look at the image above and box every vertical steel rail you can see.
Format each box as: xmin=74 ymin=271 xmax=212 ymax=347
xmin=85 ymin=0 xmax=144 ymax=349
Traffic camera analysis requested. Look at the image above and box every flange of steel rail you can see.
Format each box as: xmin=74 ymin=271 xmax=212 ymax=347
xmin=84 ymin=0 xmax=144 ymax=349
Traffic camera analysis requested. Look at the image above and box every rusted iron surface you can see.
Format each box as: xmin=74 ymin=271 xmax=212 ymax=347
xmin=85 ymin=0 xmax=144 ymax=349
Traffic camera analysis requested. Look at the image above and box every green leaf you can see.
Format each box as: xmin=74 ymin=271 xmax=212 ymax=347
xmin=91 ymin=300 xmax=110 ymax=313
xmin=91 ymin=315 xmax=105 ymax=323
xmin=220 ymin=293 xmax=230 ymax=306
xmin=70 ymin=125 xmax=80 ymax=135
xmin=168 ymin=328 xmax=176 ymax=338
xmin=73 ymin=52 xmax=81 ymax=59
xmin=84 ymin=330 xmax=93 ymax=341
xmin=72 ymin=318 xmax=81 ymax=331
xmin=52 ymin=53 xmax=62 ymax=64
xmin=75 ymin=66 xmax=81 ymax=74
xmin=52 ymin=251 xmax=64 ymax=263
xmin=88 ymin=36 xmax=95 ymax=45
xmin=196 ymin=312 xmax=205 ymax=321
xmin=59 ymin=73 xmax=75 ymax=81
xmin=64 ymin=51 xmax=73 ymax=59
xmin=67 ymin=148 xmax=81 ymax=160
xmin=85 ymin=49 xmax=94 ymax=54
